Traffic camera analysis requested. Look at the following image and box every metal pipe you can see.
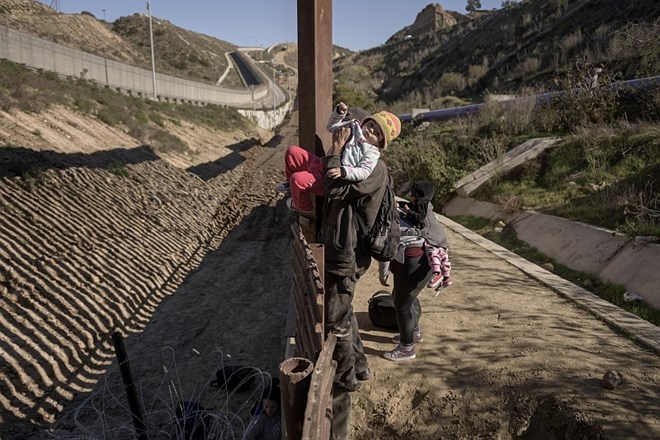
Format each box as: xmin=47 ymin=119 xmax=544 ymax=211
xmin=112 ymin=331 xmax=148 ymax=440
xmin=399 ymin=75 xmax=660 ymax=123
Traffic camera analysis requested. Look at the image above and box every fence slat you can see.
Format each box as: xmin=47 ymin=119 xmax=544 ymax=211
xmin=301 ymin=334 xmax=336 ymax=440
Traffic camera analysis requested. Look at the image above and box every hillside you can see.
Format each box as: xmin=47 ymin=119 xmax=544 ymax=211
xmin=333 ymin=0 xmax=660 ymax=107
xmin=0 ymin=0 xmax=243 ymax=87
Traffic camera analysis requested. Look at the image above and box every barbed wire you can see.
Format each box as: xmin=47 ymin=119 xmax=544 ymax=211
xmin=49 ymin=346 xmax=277 ymax=439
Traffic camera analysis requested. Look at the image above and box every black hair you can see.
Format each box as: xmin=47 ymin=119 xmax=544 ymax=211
xmin=406 ymin=181 xmax=436 ymax=229
xmin=262 ymin=385 xmax=281 ymax=403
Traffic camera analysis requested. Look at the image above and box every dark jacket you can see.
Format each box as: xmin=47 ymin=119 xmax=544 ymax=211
xmin=321 ymin=155 xmax=388 ymax=276
xmin=403 ymin=181 xmax=448 ymax=249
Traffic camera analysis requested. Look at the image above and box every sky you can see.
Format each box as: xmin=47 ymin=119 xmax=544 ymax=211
xmin=37 ymin=1 xmax=503 ymax=52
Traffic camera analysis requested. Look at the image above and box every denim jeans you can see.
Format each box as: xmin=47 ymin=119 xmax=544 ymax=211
xmin=392 ymin=250 xmax=431 ymax=345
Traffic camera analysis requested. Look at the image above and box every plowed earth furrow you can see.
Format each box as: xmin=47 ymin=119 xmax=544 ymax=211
xmin=0 ymin=127 xmax=292 ymax=438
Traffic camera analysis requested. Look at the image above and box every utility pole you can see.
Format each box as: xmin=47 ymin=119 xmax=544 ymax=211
xmin=296 ymin=0 xmax=332 ymax=238
xmin=147 ymin=0 xmax=157 ymax=100
xmin=271 ymin=60 xmax=276 ymax=125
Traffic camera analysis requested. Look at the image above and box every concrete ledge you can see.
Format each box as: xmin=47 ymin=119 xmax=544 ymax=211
xmin=599 ymin=242 xmax=660 ymax=309
xmin=509 ymin=210 xmax=629 ymax=275
xmin=437 ymin=214 xmax=660 ymax=354
xmin=454 ymin=137 xmax=561 ymax=197
xmin=442 ymin=196 xmax=660 ymax=310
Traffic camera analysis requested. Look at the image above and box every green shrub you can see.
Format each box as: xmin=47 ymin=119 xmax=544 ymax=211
xmin=332 ymin=83 xmax=376 ymax=112
xmin=437 ymin=72 xmax=466 ymax=96
xmin=151 ymin=129 xmax=187 ymax=154
xmin=74 ymin=97 xmax=95 ymax=113
xmin=97 ymin=107 xmax=121 ymax=126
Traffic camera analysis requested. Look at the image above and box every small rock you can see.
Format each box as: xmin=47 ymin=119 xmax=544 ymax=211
xmin=601 ymin=370 xmax=622 ymax=389
xmin=541 ymin=262 xmax=554 ymax=272
xmin=582 ymin=279 xmax=593 ymax=289
xmin=623 ymin=291 xmax=642 ymax=302
xmin=496 ymin=220 xmax=506 ymax=228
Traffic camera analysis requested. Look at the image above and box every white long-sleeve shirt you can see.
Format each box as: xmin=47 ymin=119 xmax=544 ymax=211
xmin=326 ymin=107 xmax=381 ymax=182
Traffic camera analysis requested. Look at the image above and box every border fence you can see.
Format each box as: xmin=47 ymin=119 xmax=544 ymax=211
xmin=0 ymin=23 xmax=273 ymax=108
xmin=281 ymin=224 xmax=335 ymax=440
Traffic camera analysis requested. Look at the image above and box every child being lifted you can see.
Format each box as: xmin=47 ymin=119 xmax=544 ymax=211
xmin=276 ymin=102 xmax=401 ymax=213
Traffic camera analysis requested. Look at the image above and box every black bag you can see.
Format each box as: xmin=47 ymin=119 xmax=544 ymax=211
xmin=174 ymin=401 xmax=211 ymax=440
xmin=210 ymin=365 xmax=255 ymax=392
xmin=368 ymin=290 xmax=422 ymax=330
xmin=356 ymin=172 xmax=401 ymax=262
xmin=368 ymin=290 xmax=398 ymax=330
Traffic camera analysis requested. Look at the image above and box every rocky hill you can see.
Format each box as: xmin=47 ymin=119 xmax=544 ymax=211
xmin=386 ymin=3 xmax=466 ymax=43
xmin=1 ymin=0 xmax=145 ymax=64
xmin=334 ymin=0 xmax=660 ymax=106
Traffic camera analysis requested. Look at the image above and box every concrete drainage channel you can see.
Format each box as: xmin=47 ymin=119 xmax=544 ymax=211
xmin=445 ymin=136 xmax=659 ymax=312
xmin=440 ymin=198 xmax=660 ymax=353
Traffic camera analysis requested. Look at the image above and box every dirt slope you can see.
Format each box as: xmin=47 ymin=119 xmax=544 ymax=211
xmin=0 ymin=103 xmax=289 ymax=438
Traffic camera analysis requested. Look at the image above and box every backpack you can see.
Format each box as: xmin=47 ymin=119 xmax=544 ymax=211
xmin=368 ymin=290 xmax=421 ymax=330
xmin=210 ymin=365 xmax=255 ymax=392
xmin=174 ymin=401 xmax=212 ymax=440
xmin=356 ymin=173 xmax=401 ymax=262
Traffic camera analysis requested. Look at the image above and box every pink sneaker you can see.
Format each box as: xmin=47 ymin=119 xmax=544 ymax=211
xmin=434 ymin=277 xmax=452 ymax=297
xmin=427 ymin=272 xmax=443 ymax=289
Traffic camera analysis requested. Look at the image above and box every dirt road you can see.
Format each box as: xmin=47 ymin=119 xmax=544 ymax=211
xmin=0 ymin=112 xmax=658 ymax=439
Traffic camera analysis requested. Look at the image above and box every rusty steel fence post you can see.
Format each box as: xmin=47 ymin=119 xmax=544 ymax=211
xmin=296 ymin=0 xmax=333 ymax=241
xmin=290 ymin=224 xmax=325 ymax=361
xmin=280 ymin=357 xmax=315 ymax=440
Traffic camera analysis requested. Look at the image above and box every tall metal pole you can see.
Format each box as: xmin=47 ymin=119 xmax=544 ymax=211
xmin=297 ymin=0 xmax=332 ymax=239
xmin=112 ymin=332 xmax=148 ymax=440
xmin=147 ymin=0 xmax=157 ymax=100
xmin=271 ymin=61 xmax=276 ymax=125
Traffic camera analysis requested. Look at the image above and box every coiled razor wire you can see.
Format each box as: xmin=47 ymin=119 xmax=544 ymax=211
xmin=47 ymin=347 xmax=278 ymax=439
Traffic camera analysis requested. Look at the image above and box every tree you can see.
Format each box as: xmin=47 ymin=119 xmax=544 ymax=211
xmin=466 ymin=0 xmax=482 ymax=12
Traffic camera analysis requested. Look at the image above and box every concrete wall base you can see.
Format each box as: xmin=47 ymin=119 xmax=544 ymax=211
xmin=443 ymin=196 xmax=660 ymax=310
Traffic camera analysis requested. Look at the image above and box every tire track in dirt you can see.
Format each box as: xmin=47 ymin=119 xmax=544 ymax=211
xmin=0 ymin=131 xmax=288 ymax=438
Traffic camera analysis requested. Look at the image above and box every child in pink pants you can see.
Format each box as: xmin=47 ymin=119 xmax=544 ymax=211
xmin=276 ymin=103 xmax=401 ymax=213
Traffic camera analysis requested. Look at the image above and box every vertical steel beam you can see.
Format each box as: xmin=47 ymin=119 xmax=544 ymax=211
xmin=297 ymin=0 xmax=333 ymax=239
xmin=112 ymin=331 xmax=148 ymax=440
